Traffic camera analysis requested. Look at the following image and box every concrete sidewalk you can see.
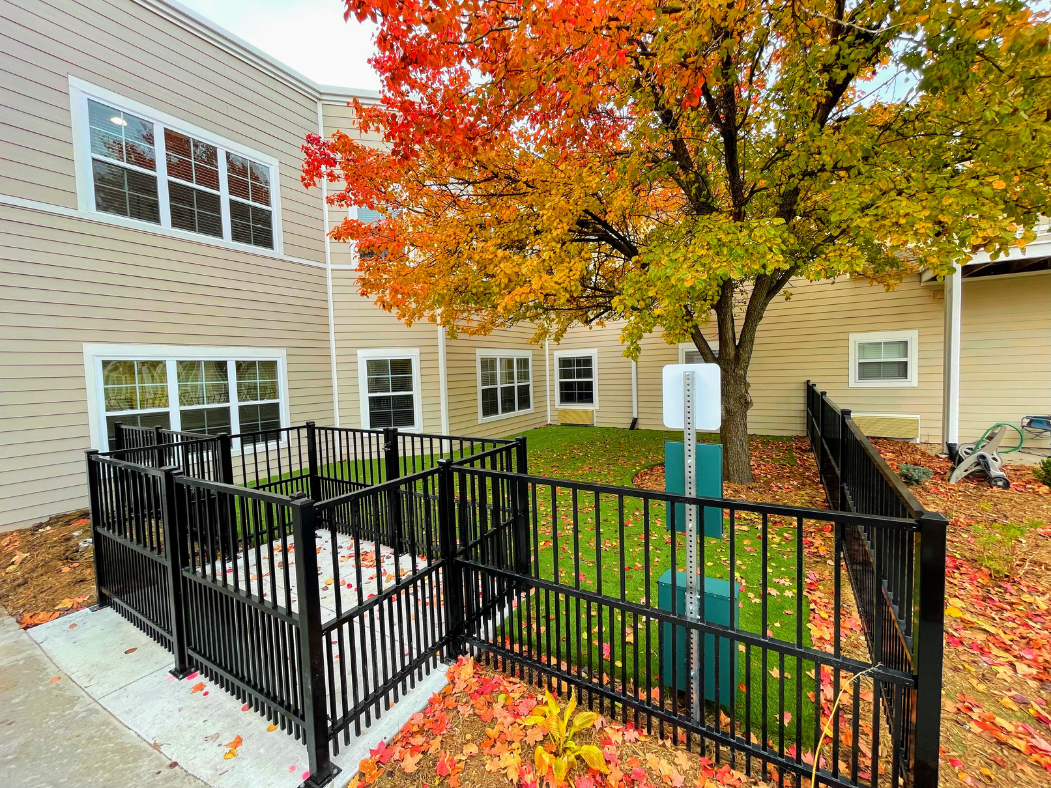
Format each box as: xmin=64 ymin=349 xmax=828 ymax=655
xmin=0 ymin=608 xmax=205 ymax=788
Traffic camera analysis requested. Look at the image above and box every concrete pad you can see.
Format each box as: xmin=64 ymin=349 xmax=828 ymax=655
xmin=0 ymin=610 xmax=205 ymax=788
xmin=28 ymin=607 xmax=174 ymax=697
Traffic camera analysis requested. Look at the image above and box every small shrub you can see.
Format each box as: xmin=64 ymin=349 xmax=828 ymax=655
xmin=526 ymin=691 xmax=607 ymax=786
xmin=1035 ymin=458 xmax=1051 ymax=486
xmin=973 ymin=521 xmax=1039 ymax=579
xmin=898 ymin=463 xmax=934 ymax=486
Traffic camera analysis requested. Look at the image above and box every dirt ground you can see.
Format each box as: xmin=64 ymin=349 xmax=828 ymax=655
xmin=0 ymin=509 xmax=95 ymax=627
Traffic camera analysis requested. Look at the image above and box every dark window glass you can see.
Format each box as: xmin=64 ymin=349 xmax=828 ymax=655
xmin=106 ymin=411 xmax=170 ymax=446
xmin=481 ymin=387 xmax=499 ymax=418
xmin=368 ymin=395 xmax=415 ymax=429
xmin=168 ymin=181 xmax=222 ymax=237
xmin=92 ymin=160 xmax=159 ymax=223
xmin=164 ymin=129 xmax=219 ymax=190
xmin=238 ymin=402 xmax=281 ymax=435
xmin=365 ymin=358 xmax=415 ymax=428
xmin=229 ymin=199 xmax=273 ymax=249
xmin=179 ymin=406 xmax=231 ymax=436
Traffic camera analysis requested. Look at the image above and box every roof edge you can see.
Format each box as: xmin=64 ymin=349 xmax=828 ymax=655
xmin=134 ymin=0 xmax=379 ymax=103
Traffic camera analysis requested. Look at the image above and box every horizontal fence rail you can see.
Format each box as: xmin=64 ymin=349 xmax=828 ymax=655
xmin=804 ymin=382 xmax=946 ymax=788
xmin=450 ymin=464 xmax=920 ymax=788
xmin=88 ymin=416 xmax=942 ymax=788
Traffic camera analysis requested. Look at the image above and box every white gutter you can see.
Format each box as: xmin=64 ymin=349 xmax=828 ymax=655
xmin=942 ymin=265 xmax=962 ymax=448
xmin=318 ymin=102 xmax=340 ymax=427
xmin=437 ymin=325 xmax=450 ymax=434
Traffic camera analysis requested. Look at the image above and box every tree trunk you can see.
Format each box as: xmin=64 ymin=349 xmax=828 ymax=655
xmin=720 ymin=360 xmax=753 ymax=484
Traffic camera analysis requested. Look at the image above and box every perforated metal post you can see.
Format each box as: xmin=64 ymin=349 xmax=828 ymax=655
xmin=683 ymin=370 xmax=700 ymax=722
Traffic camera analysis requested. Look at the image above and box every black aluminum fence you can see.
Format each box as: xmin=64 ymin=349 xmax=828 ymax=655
xmin=805 ymin=382 xmax=946 ymax=788
xmin=89 ymin=422 xmax=521 ymax=788
xmin=89 ymin=415 xmax=943 ymax=788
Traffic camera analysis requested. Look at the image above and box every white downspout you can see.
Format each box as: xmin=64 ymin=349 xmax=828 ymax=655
xmin=317 ymin=102 xmax=340 ymax=427
xmin=437 ymin=324 xmax=450 ymax=434
xmin=942 ymin=265 xmax=962 ymax=449
xmin=545 ymin=339 xmax=552 ymax=424
xmin=631 ymin=358 xmax=638 ymax=423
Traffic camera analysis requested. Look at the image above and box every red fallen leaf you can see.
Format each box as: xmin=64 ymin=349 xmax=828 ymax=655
xmin=124 ymin=647 xmax=137 ymax=654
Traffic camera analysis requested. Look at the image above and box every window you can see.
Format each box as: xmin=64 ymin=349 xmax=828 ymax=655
xmin=72 ymin=80 xmax=280 ymax=252
xmin=85 ymin=345 xmax=288 ymax=450
xmin=478 ymin=352 xmax=532 ymax=420
xmin=849 ymin=331 xmax=918 ymax=387
xmin=556 ymin=351 xmax=597 ymax=407
xmin=357 ymin=349 xmax=422 ymax=430
xmin=353 ymin=206 xmax=382 ymax=264
xmin=101 ymin=359 xmax=170 ymax=444
xmin=680 ymin=338 xmax=719 ymax=364
xmin=88 ymin=99 xmax=160 ymax=223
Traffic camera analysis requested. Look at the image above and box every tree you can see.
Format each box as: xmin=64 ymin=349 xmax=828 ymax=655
xmin=304 ymin=0 xmax=1051 ymax=482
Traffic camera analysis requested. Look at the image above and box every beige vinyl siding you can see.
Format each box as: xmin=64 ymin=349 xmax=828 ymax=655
xmin=319 ymin=100 xmax=364 ymax=269
xmin=0 ymin=0 xmax=325 ymax=262
xmin=445 ymin=325 xmax=549 ymax=438
xmin=959 ymin=273 xmax=1051 ymax=449
xmin=555 ymin=275 xmax=946 ymax=441
xmin=329 ymin=268 xmax=443 ymax=432
xmin=0 ymin=202 xmax=333 ymax=530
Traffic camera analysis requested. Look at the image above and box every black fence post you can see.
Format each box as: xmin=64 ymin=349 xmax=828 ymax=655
xmin=306 ymin=421 xmax=321 ymax=502
xmin=153 ymin=424 xmax=164 ymax=468
xmin=512 ymin=437 xmax=531 ymax=576
xmin=383 ymin=427 xmax=403 ymax=550
xmin=913 ymin=511 xmax=947 ymax=787
xmin=839 ymin=408 xmax=851 ymax=513
xmin=290 ymin=496 xmax=338 ymax=787
xmin=438 ymin=459 xmax=465 ymax=659
xmin=160 ymin=467 xmax=192 ymax=678
xmin=85 ymin=451 xmax=108 ymax=610
xmin=218 ymin=433 xmax=234 ymax=484
xmin=113 ymin=422 xmax=125 ymax=451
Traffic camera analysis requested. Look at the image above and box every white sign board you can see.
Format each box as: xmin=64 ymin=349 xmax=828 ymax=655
xmin=662 ymin=364 xmax=721 ymax=430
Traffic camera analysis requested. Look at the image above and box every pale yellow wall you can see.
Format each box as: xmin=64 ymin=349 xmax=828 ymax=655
xmin=0 ymin=0 xmax=327 ymax=263
xmin=445 ymin=325 xmax=549 ymax=438
xmin=959 ymin=273 xmax=1051 ymax=449
xmin=329 ymin=269 xmax=444 ymax=432
xmin=554 ymin=275 xmax=947 ymax=441
xmin=553 ymin=273 xmax=1051 ymax=449
xmin=0 ymin=203 xmax=333 ymax=531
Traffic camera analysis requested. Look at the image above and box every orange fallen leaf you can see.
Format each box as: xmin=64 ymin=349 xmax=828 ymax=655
xmin=225 ymin=735 xmax=243 ymax=749
xmin=190 ymin=682 xmax=206 ymax=694
xmin=49 ymin=676 xmax=61 ymax=684
xmin=267 ymin=724 xmax=278 ymax=732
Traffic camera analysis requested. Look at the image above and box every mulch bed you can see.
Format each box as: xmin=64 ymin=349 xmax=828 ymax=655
xmin=349 ymin=657 xmax=772 ymax=788
xmin=0 ymin=509 xmax=94 ymax=627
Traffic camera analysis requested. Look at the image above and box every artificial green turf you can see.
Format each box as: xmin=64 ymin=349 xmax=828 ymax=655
xmin=498 ymin=426 xmax=818 ymax=746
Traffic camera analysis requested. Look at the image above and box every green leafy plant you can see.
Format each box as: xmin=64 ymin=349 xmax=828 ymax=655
xmin=525 ymin=691 xmax=607 ymax=786
xmin=898 ymin=463 xmax=934 ymax=486
xmin=1035 ymin=458 xmax=1051 ymax=486
xmin=973 ymin=521 xmax=1040 ymax=579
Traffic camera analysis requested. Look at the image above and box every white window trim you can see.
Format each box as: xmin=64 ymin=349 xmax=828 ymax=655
xmin=69 ymin=76 xmax=284 ymax=255
xmin=553 ymin=348 xmax=599 ymax=409
xmin=677 ymin=339 xmax=719 ymax=363
xmin=848 ymin=330 xmax=919 ymax=388
xmin=356 ymin=348 xmax=424 ymax=432
xmin=475 ymin=349 xmax=534 ymax=423
xmin=83 ymin=343 xmax=290 ymax=452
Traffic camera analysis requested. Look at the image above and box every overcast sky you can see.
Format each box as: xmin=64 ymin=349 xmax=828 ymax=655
xmin=178 ymin=0 xmax=380 ymax=90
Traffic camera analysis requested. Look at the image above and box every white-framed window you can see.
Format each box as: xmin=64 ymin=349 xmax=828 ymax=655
xmin=849 ymin=330 xmax=919 ymax=387
xmin=69 ymin=77 xmax=281 ymax=253
xmin=356 ymin=348 xmax=423 ymax=431
xmin=554 ymin=349 xmax=598 ymax=408
xmin=350 ymin=206 xmax=382 ymax=266
xmin=678 ymin=338 xmax=719 ymax=363
xmin=477 ymin=350 xmax=532 ymax=421
xmin=83 ymin=344 xmax=289 ymax=451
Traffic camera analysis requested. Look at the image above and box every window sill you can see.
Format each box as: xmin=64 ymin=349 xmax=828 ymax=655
xmin=555 ymin=403 xmax=597 ymax=410
xmin=848 ymin=380 xmax=919 ymax=389
xmin=478 ymin=407 xmax=534 ymax=424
